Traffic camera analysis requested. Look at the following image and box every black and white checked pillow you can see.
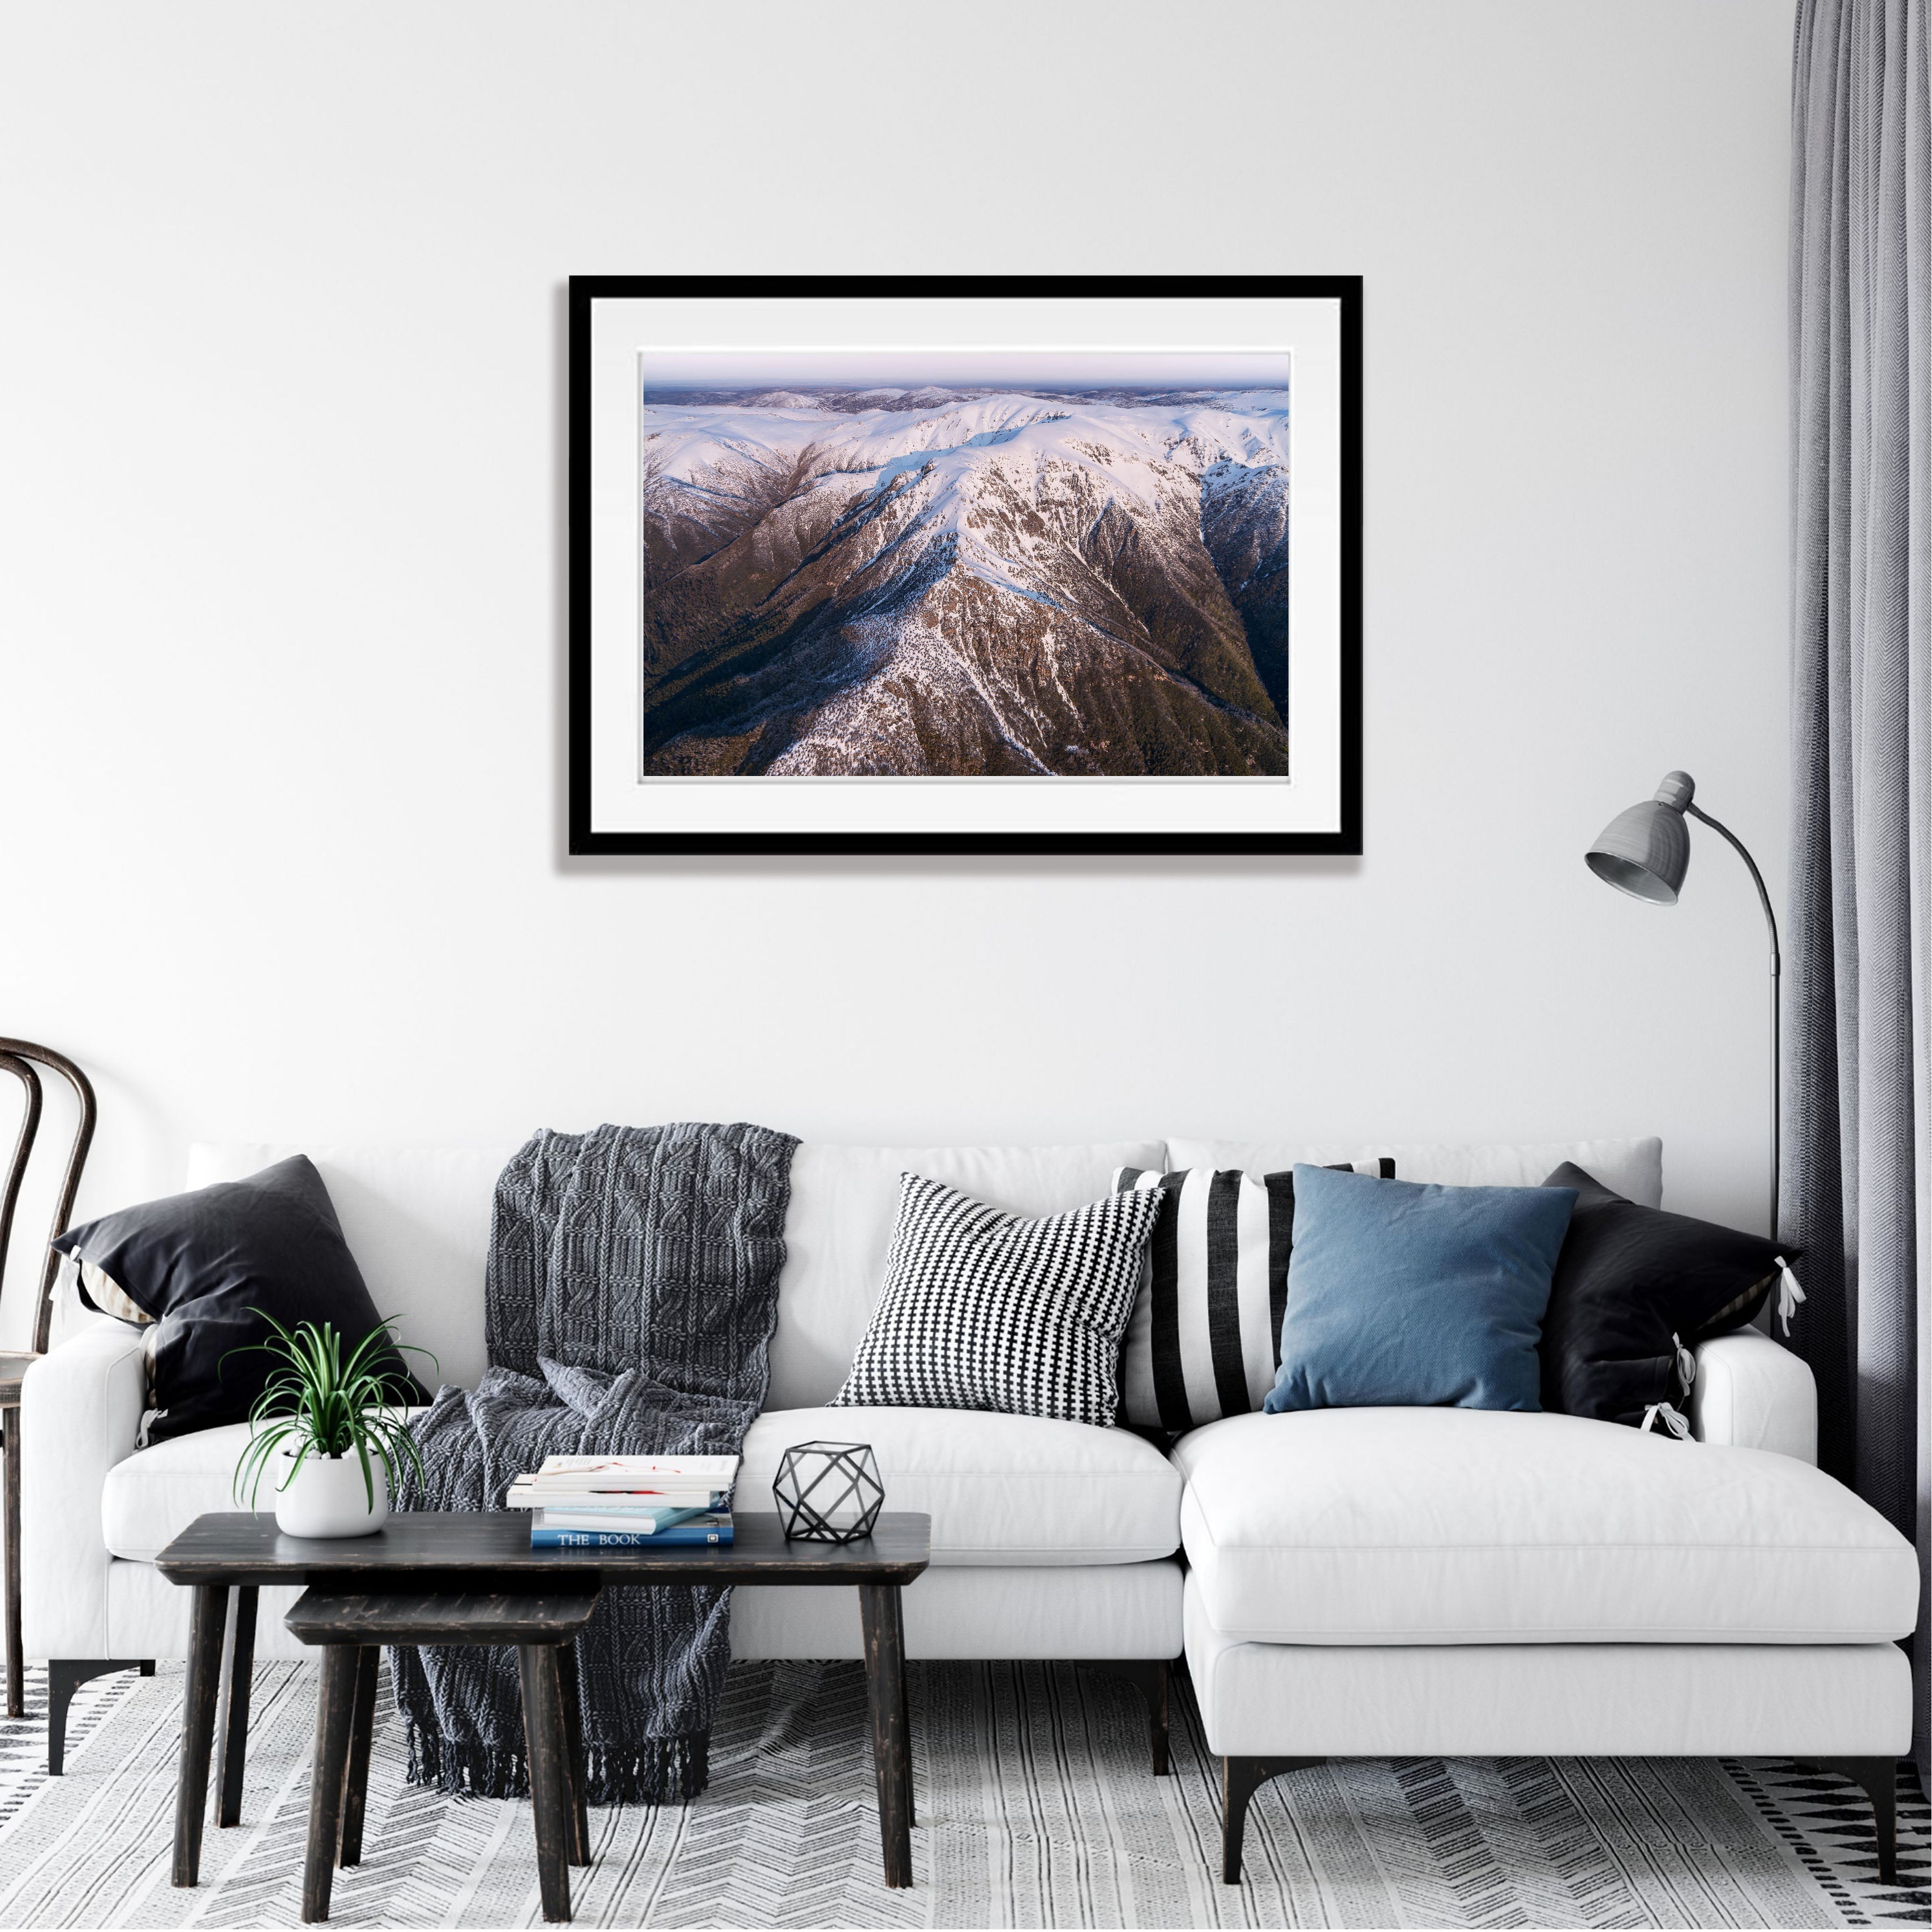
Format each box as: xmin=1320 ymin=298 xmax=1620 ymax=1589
xmin=1112 ymin=1160 xmax=1395 ymax=1431
xmin=830 ymin=1172 xmax=1166 ymax=1426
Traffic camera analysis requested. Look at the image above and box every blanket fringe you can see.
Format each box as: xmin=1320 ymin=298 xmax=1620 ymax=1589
xmin=404 ymin=1717 xmax=709 ymax=1805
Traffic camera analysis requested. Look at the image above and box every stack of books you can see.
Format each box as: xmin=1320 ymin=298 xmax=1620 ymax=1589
xmin=507 ymin=1453 xmax=738 ymax=1548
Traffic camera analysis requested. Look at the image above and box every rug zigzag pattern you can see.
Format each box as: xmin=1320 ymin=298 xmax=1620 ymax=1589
xmin=1741 ymin=1760 xmax=1931 ymax=1926
xmin=0 ymin=1659 xmax=1921 ymax=1928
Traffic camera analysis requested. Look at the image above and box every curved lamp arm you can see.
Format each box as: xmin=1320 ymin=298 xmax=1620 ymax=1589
xmin=1685 ymin=803 xmax=1782 ymax=974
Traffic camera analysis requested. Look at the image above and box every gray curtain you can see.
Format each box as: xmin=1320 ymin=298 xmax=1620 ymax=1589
xmin=1788 ymin=0 xmax=1931 ymax=1782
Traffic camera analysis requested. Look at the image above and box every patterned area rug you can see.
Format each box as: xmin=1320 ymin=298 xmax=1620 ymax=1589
xmin=0 ymin=1659 xmax=1922 ymax=1928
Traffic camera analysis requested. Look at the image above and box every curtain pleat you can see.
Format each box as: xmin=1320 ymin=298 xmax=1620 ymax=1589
xmin=1788 ymin=0 xmax=1932 ymax=1782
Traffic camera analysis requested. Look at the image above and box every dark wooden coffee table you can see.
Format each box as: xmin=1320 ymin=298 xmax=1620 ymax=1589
xmin=155 ymin=1511 xmax=931 ymax=1890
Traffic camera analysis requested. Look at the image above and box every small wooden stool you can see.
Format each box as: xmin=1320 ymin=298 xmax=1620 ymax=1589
xmin=284 ymin=1586 xmax=597 ymax=1924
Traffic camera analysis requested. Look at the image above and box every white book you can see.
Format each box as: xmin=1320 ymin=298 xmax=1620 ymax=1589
xmin=504 ymin=1473 xmax=730 ymax=1494
xmin=508 ymin=1478 xmax=727 ymax=1496
xmin=528 ymin=1454 xmax=740 ymax=1490
xmin=504 ymin=1488 xmax=727 ymax=1512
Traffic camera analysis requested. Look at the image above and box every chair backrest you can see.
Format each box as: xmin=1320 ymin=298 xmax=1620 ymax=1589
xmin=0 ymin=1038 xmax=97 ymax=1356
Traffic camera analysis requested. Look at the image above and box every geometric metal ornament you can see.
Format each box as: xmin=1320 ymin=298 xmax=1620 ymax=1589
xmin=772 ymin=1440 xmax=884 ymax=1543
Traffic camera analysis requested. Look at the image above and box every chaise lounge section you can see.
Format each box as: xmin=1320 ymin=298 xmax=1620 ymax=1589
xmin=1179 ymin=1386 xmax=1919 ymax=1882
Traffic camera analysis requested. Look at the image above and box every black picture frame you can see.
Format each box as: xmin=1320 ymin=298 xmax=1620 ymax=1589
xmin=569 ymin=274 xmax=1361 ymax=856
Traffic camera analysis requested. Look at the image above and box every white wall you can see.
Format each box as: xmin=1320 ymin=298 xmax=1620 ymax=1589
xmin=0 ymin=1 xmax=1795 ymax=1341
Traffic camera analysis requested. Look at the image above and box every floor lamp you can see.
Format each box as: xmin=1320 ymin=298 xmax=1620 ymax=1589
xmin=1584 ymin=770 xmax=1782 ymax=1242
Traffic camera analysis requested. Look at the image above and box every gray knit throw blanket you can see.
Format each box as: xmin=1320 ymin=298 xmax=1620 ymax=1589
xmin=391 ymin=1121 xmax=798 ymax=1805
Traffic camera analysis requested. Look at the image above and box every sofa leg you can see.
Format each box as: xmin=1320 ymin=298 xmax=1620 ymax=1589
xmin=1078 ymin=1660 xmax=1174 ymax=1775
xmin=1222 ymin=1756 xmax=1324 ymax=1884
xmin=1806 ymin=1758 xmax=1899 ymax=1886
xmin=48 ymin=1659 xmax=147 ymax=1774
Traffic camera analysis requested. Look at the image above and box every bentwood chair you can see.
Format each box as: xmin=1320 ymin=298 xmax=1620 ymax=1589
xmin=0 ymin=1040 xmax=97 ymax=1719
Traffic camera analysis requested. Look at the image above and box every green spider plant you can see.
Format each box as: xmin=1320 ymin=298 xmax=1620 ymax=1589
xmin=228 ymin=1312 xmax=438 ymax=1513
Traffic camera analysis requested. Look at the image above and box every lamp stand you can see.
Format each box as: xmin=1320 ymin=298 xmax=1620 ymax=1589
xmin=1684 ymin=803 xmax=1782 ymax=1241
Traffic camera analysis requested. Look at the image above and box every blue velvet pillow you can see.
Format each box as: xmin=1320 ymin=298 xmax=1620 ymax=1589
xmin=1262 ymin=1165 xmax=1578 ymax=1414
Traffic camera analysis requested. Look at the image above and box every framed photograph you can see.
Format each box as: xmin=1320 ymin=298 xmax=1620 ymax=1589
xmin=569 ymin=275 xmax=1360 ymax=854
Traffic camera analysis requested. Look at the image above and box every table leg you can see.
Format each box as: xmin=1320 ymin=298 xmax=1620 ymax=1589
xmin=517 ymin=1644 xmax=573 ymax=1923
xmin=337 ymin=1646 xmax=379 ymax=1868
xmin=3 ymin=1403 xmax=22 ymax=1721
xmin=555 ymin=1639 xmax=591 ymax=1866
xmin=173 ymin=1583 xmax=228 ymax=1887
xmin=215 ymin=1586 xmax=258 ymax=1827
xmin=888 ymin=1587 xmax=913 ymax=1829
xmin=301 ymin=1646 xmax=360 ymax=1923
xmin=859 ymin=1583 xmax=912 ymax=1889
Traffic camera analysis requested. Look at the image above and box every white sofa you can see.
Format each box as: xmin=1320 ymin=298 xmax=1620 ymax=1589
xmin=19 ymin=1132 xmax=1919 ymax=1884
xmin=25 ymin=1138 xmax=1188 ymax=1773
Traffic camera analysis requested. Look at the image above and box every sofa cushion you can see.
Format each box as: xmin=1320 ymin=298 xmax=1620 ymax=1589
xmin=1540 ymin=1161 xmax=1793 ymax=1429
xmin=1110 ymin=1160 xmax=1391 ymax=1432
xmin=828 ymin=1174 xmax=1162 ymax=1425
xmin=56 ymin=1155 xmax=429 ymax=1443
xmin=103 ymin=1421 xmax=259 ymax=1561
xmin=1174 ymin=1407 xmax=1920 ymax=1643
xmin=741 ymin=1407 xmax=1181 ymax=1564
xmin=767 ymin=1142 xmax=1166 ymax=1410
xmin=188 ymin=1143 xmax=521 ymax=1394
xmin=105 ymin=1403 xmax=1186 ymax=1569
xmin=1263 ymin=1166 xmax=1577 ymax=1415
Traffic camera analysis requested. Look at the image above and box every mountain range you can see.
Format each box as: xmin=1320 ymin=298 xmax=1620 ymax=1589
xmin=635 ymin=386 xmax=1292 ymax=778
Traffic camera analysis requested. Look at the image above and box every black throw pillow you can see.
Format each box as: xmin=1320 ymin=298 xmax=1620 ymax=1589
xmin=1537 ymin=1161 xmax=1797 ymax=1430
xmin=53 ymin=1155 xmax=429 ymax=1442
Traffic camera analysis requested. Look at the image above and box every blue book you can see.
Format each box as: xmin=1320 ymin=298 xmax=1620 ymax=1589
xmin=530 ymin=1523 xmax=733 ymax=1548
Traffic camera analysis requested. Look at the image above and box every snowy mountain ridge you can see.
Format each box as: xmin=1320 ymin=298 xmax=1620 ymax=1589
xmin=635 ymin=389 xmax=1293 ymax=778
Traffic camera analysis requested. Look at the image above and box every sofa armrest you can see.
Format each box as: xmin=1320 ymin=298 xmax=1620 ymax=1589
xmin=1689 ymin=1328 xmax=1817 ymax=1462
xmin=20 ymin=1322 xmax=147 ymax=1658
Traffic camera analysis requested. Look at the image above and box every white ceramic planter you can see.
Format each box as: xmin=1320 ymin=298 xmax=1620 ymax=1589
xmin=272 ymin=1446 xmax=390 ymax=1539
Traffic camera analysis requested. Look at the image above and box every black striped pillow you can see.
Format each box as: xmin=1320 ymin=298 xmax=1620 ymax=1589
xmin=1111 ymin=1160 xmax=1395 ymax=1431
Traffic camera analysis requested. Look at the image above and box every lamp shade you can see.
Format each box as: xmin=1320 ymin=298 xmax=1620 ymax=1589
xmin=1585 ymin=771 xmax=1694 ymax=904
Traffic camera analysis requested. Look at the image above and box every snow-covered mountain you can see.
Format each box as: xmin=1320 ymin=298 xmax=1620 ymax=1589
xmin=635 ymin=387 xmax=1292 ymax=778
